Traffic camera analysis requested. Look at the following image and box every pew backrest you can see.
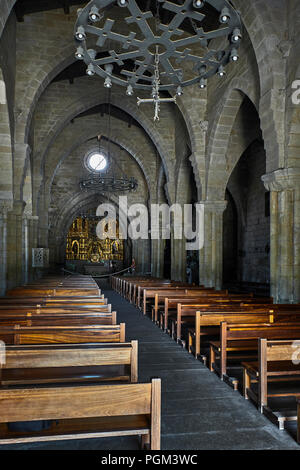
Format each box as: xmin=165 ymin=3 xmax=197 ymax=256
xmin=0 ymin=378 xmax=161 ymax=449
xmin=0 ymin=340 xmax=138 ymax=385
xmin=0 ymin=323 xmax=126 ymax=345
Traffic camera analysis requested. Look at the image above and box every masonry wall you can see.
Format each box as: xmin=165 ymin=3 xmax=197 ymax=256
xmin=225 ymin=139 xmax=270 ymax=284
xmin=0 ymin=10 xmax=16 ymax=145
xmin=223 ymin=190 xmax=238 ymax=282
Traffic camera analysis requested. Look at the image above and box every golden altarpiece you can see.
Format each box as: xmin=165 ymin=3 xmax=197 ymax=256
xmin=65 ymin=216 xmax=123 ymax=262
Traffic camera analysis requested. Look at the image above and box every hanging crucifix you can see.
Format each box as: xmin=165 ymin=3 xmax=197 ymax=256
xmin=137 ymin=46 xmax=176 ymax=121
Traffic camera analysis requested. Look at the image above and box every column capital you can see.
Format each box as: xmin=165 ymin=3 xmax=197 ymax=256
xmin=262 ymin=168 xmax=300 ymax=191
xmin=23 ymin=214 xmax=39 ymax=221
xmin=9 ymin=200 xmax=26 ymax=216
xmin=14 ymin=142 xmax=31 ymax=156
xmin=199 ymin=200 xmax=228 ymax=214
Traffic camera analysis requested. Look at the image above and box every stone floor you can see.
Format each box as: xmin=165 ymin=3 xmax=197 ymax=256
xmin=2 ymin=284 xmax=299 ymax=450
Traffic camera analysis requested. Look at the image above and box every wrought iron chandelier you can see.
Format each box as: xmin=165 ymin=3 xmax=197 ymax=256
xmin=74 ymin=0 xmax=242 ymax=120
xmin=80 ymin=174 xmax=138 ymax=192
xmin=80 ymin=89 xmax=138 ymax=193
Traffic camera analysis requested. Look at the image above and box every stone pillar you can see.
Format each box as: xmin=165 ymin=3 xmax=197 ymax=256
xmin=26 ymin=215 xmax=39 ymax=282
xmin=38 ymin=207 xmax=49 ymax=248
xmin=135 ymin=239 xmax=150 ymax=274
xmin=6 ymin=200 xmax=26 ymax=289
xmin=262 ymin=168 xmax=300 ymax=303
xmin=171 ymin=235 xmax=186 ymax=281
xmin=151 ymin=238 xmax=164 ymax=277
xmin=13 ymin=143 xmax=31 ymax=200
xmin=151 ymin=211 xmax=164 ymax=277
xmin=169 ymin=205 xmax=187 ymax=282
xmin=22 ymin=216 xmax=29 ymax=284
xmin=0 ymin=199 xmax=13 ymax=295
xmin=199 ymin=201 xmax=227 ymax=289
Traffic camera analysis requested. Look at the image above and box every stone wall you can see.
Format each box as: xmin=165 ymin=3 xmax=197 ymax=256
xmin=226 ymin=140 xmax=270 ymax=284
xmin=0 ymin=10 xmax=16 ymax=143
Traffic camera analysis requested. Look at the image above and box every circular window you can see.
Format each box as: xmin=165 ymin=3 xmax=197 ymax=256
xmin=87 ymin=152 xmax=107 ymax=172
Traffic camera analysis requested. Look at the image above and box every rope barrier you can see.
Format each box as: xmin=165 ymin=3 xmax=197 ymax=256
xmin=61 ymin=266 xmax=132 ymax=279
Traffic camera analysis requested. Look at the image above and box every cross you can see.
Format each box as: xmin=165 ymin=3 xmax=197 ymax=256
xmin=137 ymin=94 xmax=176 ymax=121
xmin=136 ymin=45 xmax=177 ymax=121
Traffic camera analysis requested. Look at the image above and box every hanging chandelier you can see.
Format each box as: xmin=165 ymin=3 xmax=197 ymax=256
xmin=74 ymin=0 xmax=242 ymax=120
xmin=80 ymin=174 xmax=138 ymax=192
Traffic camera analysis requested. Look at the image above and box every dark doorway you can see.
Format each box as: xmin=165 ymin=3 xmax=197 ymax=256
xmin=163 ymin=239 xmax=171 ymax=279
xmin=223 ymin=189 xmax=238 ymax=283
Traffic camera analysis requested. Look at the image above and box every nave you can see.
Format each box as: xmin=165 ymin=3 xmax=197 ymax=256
xmin=2 ymin=281 xmax=298 ymax=451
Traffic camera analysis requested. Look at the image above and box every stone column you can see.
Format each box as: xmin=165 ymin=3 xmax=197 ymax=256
xmin=199 ymin=201 xmax=227 ymax=289
xmin=152 ymin=239 xmax=164 ymax=277
xmin=38 ymin=207 xmax=49 ymax=248
xmin=6 ymin=200 xmax=26 ymax=290
xmin=134 ymin=239 xmax=150 ymax=274
xmin=22 ymin=215 xmax=29 ymax=285
xmin=262 ymin=168 xmax=300 ymax=303
xmin=169 ymin=204 xmax=187 ymax=282
xmin=151 ymin=210 xmax=165 ymax=278
xmin=26 ymin=215 xmax=39 ymax=282
xmin=171 ymin=235 xmax=186 ymax=281
xmin=13 ymin=143 xmax=31 ymax=200
xmin=0 ymin=199 xmax=13 ymax=295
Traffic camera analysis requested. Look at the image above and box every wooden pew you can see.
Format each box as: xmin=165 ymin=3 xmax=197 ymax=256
xmin=214 ymin=322 xmax=300 ymax=384
xmin=166 ymin=300 xmax=274 ymax=341
xmin=151 ymin=289 xmax=221 ymax=322
xmin=0 ymin=324 xmax=126 ymax=345
xmin=132 ymin=280 xmax=190 ymax=305
xmin=0 ymin=378 xmax=161 ymax=449
xmin=0 ymin=310 xmax=117 ymax=327
xmin=127 ymin=279 xmax=161 ymax=302
xmin=0 ymin=296 xmax=106 ymax=306
xmin=243 ymin=338 xmax=300 ymax=431
xmin=113 ymin=275 xmax=159 ymax=297
xmin=188 ymin=310 xmax=277 ymax=359
xmin=141 ymin=286 xmax=219 ymax=315
xmin=122 ymin=277 xmax=159 ymax=300
xmin=0 ymin=304 xmax=111 ymax=314
xmin=134 ymin=281 xmax=175 ymax=306
xmin=114 ymin=276 xmax=155 ymax=298
xmin=6 ymin=287 xmax=101 ymax=297
xmin=27 ymin=281 xmax=98 ymax=288
xmin=160 ymin=295 xmax=270 ymax=332
xmin=26 ymin=278 xmax=97 ymax=286
xmin=45 ymin=297 xmax=106 ymax=305
xmin=0 ymin=341 xmax=138 ymax=386
xmin=165 ymin=301 xmax=300 ymax=334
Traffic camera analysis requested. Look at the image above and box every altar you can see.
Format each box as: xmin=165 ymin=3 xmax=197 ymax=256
xmin=65 ymin=216 xmax=124 ymax=264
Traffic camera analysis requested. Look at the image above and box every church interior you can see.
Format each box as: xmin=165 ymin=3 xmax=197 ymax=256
xmin=0 ymin=0 xmax=300 ymax=452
